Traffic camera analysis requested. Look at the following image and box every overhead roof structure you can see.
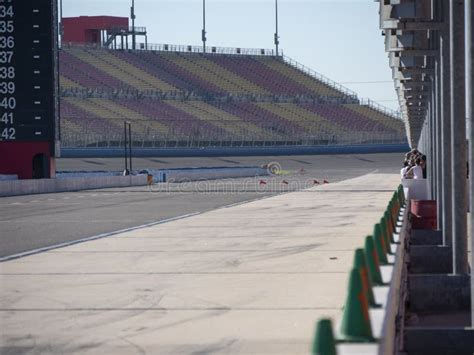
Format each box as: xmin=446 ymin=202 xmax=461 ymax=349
xmin=376 ymin=0 xmax=439 ymax=147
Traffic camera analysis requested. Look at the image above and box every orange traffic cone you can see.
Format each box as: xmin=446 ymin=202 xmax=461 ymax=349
xmin=384 ymin=210 xmax=395 ymax=243
xmin=373 ymin=232 xmax=388 ymax=265
xmin=353 ymin=248 xmax=379 ymax=307
xmin=379 ymin=218 xmax=394 ymax=254
xmin=364 ymin=235 xmax=384 ymax=286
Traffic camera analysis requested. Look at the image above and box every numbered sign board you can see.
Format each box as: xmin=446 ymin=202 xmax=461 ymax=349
xmin=0 ymin=0 xmax=55 ymax=142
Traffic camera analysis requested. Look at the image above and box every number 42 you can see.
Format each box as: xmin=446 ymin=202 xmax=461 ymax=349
xmin=1 ymin=127 xmax=15 ymax=140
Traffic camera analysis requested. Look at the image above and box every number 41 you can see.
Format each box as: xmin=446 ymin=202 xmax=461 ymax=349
xmin=1 ymin=112 xmax=13 ymax=124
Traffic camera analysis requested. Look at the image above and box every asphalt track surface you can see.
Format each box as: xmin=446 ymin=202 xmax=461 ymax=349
xmin=0 ymin=153 xmax=403 ymax=258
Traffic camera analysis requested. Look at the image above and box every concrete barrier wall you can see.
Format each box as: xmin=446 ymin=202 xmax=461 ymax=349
xmin=62 ymin=144 xmax=410 ymax=158
xmin=151 ymin=167 xmax=268 ymax=182
xmin=0 ymin=175 xmax=147 ymax=197
xmin=0 ymin=175 xmax=18 ymax=181
xmin=0 ymin=167 xmax=268 ymax=196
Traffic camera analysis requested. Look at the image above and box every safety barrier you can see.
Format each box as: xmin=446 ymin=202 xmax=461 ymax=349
xmin=0 ymin=175 xmax=147 ymax=197
xmin=148 ymin=166 xmax=269 ymax=183
xmin=312 ymin=185 xmax=406 ymax=354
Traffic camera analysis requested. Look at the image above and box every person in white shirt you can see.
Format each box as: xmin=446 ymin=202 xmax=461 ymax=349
xmin=406 ymin=158 xmax=424 ymax=179
xmin=400 ymin=161 xmax=410 ymax=179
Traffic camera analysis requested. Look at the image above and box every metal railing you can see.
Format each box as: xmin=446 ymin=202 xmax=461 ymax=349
xmin=124 ymin=42 xmax=280 ymax=57
xmin=61 ymin=133 xmax=407 ymax=149
xmin=360 ymin=98 xmax=402 ymax=120
xmin=59 ymin=87 xmax=360 ymax=105
xmin=281 ymin=55 xmax=359 ymax=99
xmin=108 ymin=26 xmax=147 ymax=34
xmin=62 ymin=41 xmax=279 ymax=56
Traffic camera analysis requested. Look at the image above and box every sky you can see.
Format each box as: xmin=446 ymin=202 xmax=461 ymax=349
xmin=62 ymin=0 xmax=399 ymax=111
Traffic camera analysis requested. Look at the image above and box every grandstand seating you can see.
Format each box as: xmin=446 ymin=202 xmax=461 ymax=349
xmin=60 ymin=50 xmax=126 ymax=89
xmin=301 ymin=104 xmax=398 ymax=133
xmin=208 ymin=55 xmax=312 ymax=96
xmin=214 ymin=101 xmax=306 ymax=137
xmin=344 ymin=104 xmax=405 ymax=133
xmin=254 ymin=56 xmax=344 ymax=97
xmin=59 ymin=45 xmax=405 ymax=146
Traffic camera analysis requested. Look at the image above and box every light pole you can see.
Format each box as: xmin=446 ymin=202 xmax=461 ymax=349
xmin=124 ymin=121 xmax=132 ymax=174
xmin=274 ymin=0 xmax=280 ymax=56
xmin=202 ymin=0 xmax=207 ymax=53
xmin=131 ymin=0 xmax=136 ymax=50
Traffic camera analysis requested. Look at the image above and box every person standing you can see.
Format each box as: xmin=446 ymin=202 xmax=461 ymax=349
xmin=400 ymin=161 xmax=410 ymax=179
xmin=421 ymin=155 xmax=427 ymax=178
xmin=406 ymin=158 xmax=424 ymax=179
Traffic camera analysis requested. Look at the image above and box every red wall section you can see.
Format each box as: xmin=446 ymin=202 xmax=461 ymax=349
xmin=63 ymin=16 xmax=129 ymax=44
xmin=0 ymin=142 xmax=52 ymax=179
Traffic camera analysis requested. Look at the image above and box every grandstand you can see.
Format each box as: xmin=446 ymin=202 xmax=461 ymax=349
xmin=59 ymin=43 xmax=406 ymax=148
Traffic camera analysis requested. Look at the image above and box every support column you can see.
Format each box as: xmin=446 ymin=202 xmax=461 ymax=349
xmin=465 ymin=0 xmax=474 ymax=326
xmin=427 ymin=96 xmax=434 ymax=199
xmin=432 ymin=68 xmax=438 ymax=203
xmin=433 ymin=94 xmax=437 ymax=199
xmin=449 ymin=0 xmax=468 ymax=275
xmin=436 ymin=56 xmax=443 ymax=229
xmin=440 ymin=16 xmax=453 ymax=248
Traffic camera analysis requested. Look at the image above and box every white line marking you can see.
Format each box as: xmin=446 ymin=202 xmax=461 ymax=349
xmin=0 ymin=212 xmax=201 ymax=262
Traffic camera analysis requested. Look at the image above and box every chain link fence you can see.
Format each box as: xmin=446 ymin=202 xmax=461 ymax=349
xmin=60 ymin=117 xmax=407 ymax=148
